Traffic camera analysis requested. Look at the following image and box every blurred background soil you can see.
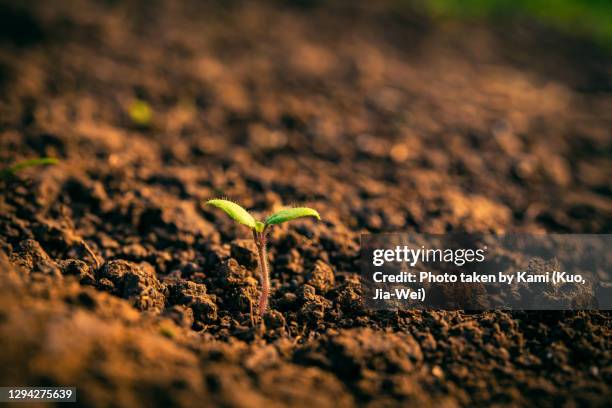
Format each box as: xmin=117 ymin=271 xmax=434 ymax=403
xmin=0 ymin=0 xmax=610 ymax=406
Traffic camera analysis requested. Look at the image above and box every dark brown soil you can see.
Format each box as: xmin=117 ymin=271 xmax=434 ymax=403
xmin=0 ymin=1 xmax=610 ymax=407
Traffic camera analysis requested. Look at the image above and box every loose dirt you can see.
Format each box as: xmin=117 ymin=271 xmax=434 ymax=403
xmin=0 ymin=1 xmax=610 ymax=406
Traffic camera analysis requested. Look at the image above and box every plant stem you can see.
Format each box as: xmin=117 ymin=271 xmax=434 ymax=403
xmin=253 ymin=229 xmax=270 ymax=315
xmin=81 ymin=239 xmax=101 ymax=271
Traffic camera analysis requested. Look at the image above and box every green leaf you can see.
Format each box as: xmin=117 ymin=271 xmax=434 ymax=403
xmin=265 ymin=207 xmax=320 ymax=226
xmin=128 ymin=99 xmax=153 ymax=126
xmin=1 ymin=157 xmax=59 ymax=178
xmin=206 ymin=199 xmax=256 ymax=229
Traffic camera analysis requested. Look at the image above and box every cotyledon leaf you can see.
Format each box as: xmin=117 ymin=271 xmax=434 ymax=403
xmin=264 ymin=207 xmax=320 ymax=226
xmin=206 ymin=199 xmax=256 ymax=229
xmin=1 ymin=157 xmax=58 ymax=177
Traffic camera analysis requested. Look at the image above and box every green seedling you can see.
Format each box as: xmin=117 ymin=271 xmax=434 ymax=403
xmin=206 ymin=199 xmax=320 ymax=316
xmin=128 ymin=99 xmax=153 ymax=127
xmin=0 ymin=157 xmax=58 ymax=179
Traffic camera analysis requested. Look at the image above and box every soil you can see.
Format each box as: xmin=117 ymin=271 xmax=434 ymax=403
xmin=0 ymin=1 xmax=611 ymax=407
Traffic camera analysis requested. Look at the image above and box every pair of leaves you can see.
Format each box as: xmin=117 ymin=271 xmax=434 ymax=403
xmin=206 ymin=199 xmax=320 ymax=232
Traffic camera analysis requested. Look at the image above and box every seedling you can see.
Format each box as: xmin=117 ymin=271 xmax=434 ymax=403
xmin=128 ymin=99 xmax=153 ymax=127
xmin=0 ymin=157 xmax=58 ymax=179
xmin=206 ymin=199 xmax=320 ymax=315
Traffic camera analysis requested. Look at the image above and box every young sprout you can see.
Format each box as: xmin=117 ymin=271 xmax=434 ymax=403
xmin=206 ymin=199 xmax=320 ymax=316
xmin=0 ymin=157 xmax=58 ymax=179
xmin=128 ymin=99 xmax=153 ymax=127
